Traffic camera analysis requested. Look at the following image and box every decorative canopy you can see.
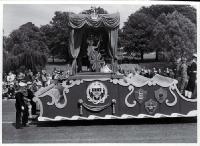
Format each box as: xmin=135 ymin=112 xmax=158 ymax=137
xmin=68 ymin=12 xmax=120 ymax=29
xmin=68 ymin=12 xmax=120 ymax=74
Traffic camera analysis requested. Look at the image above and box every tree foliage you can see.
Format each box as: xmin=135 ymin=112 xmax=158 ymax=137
xmin=120 ymin=5 xmax=196 ymax=61
xmin=140 ymin=5 xmax=196 ymax=25
xmin=121 ymin=12 xmax=156 ymax=60
xmin=81 ymin=6 xmax=108 ymax=14
xmin=152 ymin=11 xmax=196 ymax=61
xmin=40 ymin=11 xmax=73 ymax=63
xmin=3 ymin=22 xmax=48 ymax=73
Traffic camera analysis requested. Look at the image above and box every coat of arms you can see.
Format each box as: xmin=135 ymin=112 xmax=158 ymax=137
xmin=154 ymin=87 xmax=167 ymax=103
xmin=145 ymin=99 xmax=158 ymax=114
xmin=134 ymin=88 xmax=147 ymax=104
xmin=86 ymin=81 xmax=108 ymax=104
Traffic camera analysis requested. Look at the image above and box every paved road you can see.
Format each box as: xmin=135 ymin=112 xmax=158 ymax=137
xmin=2 ymin=100 xmax=197 ymax=143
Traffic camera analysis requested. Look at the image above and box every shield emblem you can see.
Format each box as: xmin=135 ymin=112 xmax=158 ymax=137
xmin=145 ymin=99 xmax=158 ymax=114
xmin=154 ymin=87 xmax=167 ymax=103
xmin=86 ymin=81 xmax=108 ymax=105
xmin=134 ymin=88 xmax=147 ymax=104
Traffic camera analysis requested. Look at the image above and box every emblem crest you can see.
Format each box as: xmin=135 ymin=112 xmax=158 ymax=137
xmin=86 ymin=81 xmax=108 ymax=104
xmin=145 ymin=99 xmax=158 ymax=114
xmin=154 ymin=87 xmax=167 ymax=103
xmin=134 ymin=88 xmax=147 ymax=104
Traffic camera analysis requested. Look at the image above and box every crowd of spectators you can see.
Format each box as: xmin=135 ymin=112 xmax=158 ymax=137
xmin=2 ymin=68 xmax=71 ymax=99
xmin=3 ymin=54 xmax=196 ymax=100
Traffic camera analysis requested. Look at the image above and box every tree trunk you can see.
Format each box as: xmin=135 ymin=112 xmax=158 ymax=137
xmin=141 ymin=50 xmax=144 ymax=61
xmin=52 ymin=54 xmax=55 ymax=63
xmin=155 ymin=50 xmax=159 ymax=61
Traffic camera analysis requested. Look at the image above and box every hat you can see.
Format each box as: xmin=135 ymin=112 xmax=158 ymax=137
xmin=27 ymin=81 xmax=32 ymax=85
xmin=181 ymin=57 xmax=187 ymax=61
xmin=36 ymin=81 xmax=42 ymax=86
xmin=19 ymin=82 xmax=27 ymax=87
xmin=193 ymin=53 xmax=197 ymax=58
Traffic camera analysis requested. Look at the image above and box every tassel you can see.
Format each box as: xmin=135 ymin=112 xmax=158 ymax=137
xmin=112 ymin=99 xmax=116 ymax=115
xmin=78 ymin=99 xmax=83 ymax=116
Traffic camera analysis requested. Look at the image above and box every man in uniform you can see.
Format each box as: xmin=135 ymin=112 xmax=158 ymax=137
xmin=15 ymin=82 xmax=29 ymax=129
xmin=185 ymin=54 xmax=197 ymax=98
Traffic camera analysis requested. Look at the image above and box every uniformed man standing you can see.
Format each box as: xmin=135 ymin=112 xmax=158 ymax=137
xmin=15 ymin=82 xmax=29 ymax=129
xmin=185 ymin=54 xmax=197 ymax=98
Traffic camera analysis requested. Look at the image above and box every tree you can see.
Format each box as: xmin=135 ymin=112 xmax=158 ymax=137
xmin=139 ymin=5 xmax=196 ymax=25
xmin=40 ymin=11 xmax=72 ymax=63
xmin=3 ymin=22 xmax=48 ymax=73
xmin=152 ymin=11 xmax=196 ymax=61
xmin=121 ymin=12 xmax=156 ymax=60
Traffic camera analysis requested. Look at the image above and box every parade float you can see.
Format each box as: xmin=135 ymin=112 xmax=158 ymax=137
xmin=33 ymin=12 xmax=197 ymax=121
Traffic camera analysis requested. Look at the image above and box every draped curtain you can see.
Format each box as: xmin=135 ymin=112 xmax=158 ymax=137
xmin=69 ymin=29 xmax=83 ymax=74
xmin=108 ymin=29 xmax=118 ymax=59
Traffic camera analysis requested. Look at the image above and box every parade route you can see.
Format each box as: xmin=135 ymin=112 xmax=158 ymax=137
xmin=2 ymin=99 xmax=197 ymax=143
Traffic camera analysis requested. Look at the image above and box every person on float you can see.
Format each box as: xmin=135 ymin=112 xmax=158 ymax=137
xmin=15 ymin=82 xmax=29 ymax=129
xmin=185 ymin=54 xmax=197 ymax=98
xmin=179 ymin=57 xmax=188 ymax=94
xmin=87 ymin=35 xmax=102 ymax=71
xmin=87 ymin=36 xmax=101 ymax=58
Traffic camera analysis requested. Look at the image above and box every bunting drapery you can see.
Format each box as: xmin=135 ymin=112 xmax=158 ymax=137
xmin=69 ymin=13 xmax=120 ymax=29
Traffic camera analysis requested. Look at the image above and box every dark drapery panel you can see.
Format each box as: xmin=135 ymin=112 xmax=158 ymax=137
xmin=69 ymin=28 xmax=83 ymax=74
xmin=108 ymin=28 xmax=118 ymax=59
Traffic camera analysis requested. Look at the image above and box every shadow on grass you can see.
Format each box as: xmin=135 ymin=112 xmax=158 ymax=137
xmin=35 ymin=117 xmax=197 ymax=127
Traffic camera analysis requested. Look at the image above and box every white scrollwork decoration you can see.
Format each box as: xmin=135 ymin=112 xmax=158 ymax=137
xmin=174 ymin=85 xmax=197 ymax=102
xmin=46 ymin=89 xmax=60 ymax=106
xmin=46 ymin=88 xmax=68 ymax=108
xmin=165 ymin=85 xmax=177 ymax=106
xmin=110 ymin=78 xmax=130 ymax=86
xmin=125 ymin=85 xmax=137 ymax=107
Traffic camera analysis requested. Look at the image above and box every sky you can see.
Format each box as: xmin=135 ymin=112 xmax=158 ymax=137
xmin=3 ymin=4 xmax=149 ymax=36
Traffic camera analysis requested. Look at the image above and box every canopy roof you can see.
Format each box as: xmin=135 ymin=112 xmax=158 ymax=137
xmin=68 ymin=12 xmax=120 ymax=29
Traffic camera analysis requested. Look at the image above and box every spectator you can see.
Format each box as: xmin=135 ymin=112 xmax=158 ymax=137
xmin=7 ymin=71 xmax=16 ymax=84
xmin=146 ymin=69 xmax=153 ymax=78
xmin=174 ymin=58 xmax=181 ymax=79
xmin=27 ymin=82 xmax=36 ymax=117
xmin=169 ymin=69 xmax=175 ymax=79
xmin=162 ymin=67 xmax=169 ymax=77
xmin=158 ymin=69 xmax=162 ymax=75
xmin=152 ymin=67 xmax=157 ymax=76
xmin=41 ymin=70 xmax=47 ymax=87
xmin=178 ymin=57 xmax=188 ymax=94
